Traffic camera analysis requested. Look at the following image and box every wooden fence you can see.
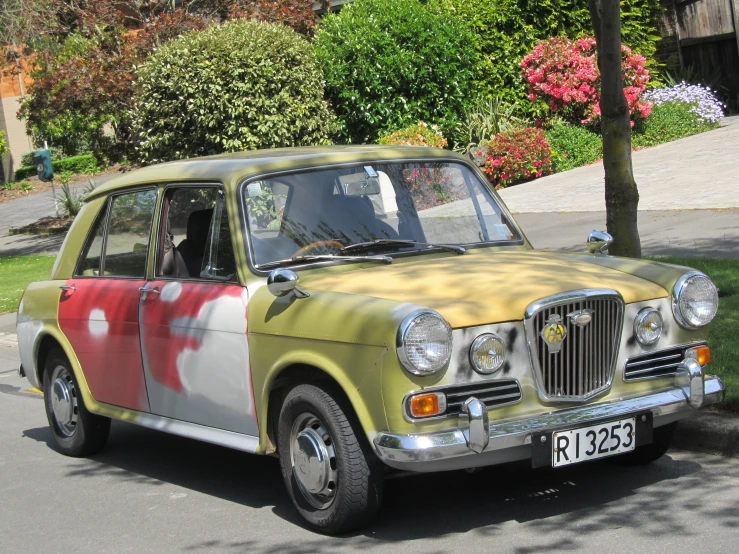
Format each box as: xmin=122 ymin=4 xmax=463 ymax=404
xmin=671 ymin=0 xmax=739 ymax=106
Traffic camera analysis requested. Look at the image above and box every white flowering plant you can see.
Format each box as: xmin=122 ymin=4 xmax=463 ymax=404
xmin=642 ymin=82 xmax=724 ymax=124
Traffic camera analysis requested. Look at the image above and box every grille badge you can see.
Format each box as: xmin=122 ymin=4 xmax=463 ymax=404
xmin=568 ymin=309 xmax=595 ymax=328
xmin=540 ymin=314 xmax=567 ymax=353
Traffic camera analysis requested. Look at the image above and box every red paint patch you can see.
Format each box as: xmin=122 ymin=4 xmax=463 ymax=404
xmin=58 ymin=279 xmax=150 ymax=412
xmin=139 ymin=282 xmax=247 ymax=393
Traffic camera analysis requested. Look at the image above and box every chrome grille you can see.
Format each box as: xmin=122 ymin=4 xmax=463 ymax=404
xmin=443 ymin=380 xmax=522 ymax=414
xmin=526 ymin=291 xmax=623 ymax=401
xmin=624 ymin=345 xmax=689 ymax=380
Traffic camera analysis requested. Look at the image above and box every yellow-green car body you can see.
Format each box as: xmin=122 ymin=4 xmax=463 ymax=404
xmin=16 ymin=146 xmax=724 ymax=532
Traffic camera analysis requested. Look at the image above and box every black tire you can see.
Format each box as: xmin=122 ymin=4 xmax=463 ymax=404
xmin=42 ymin=348 xmax=110 ymax=457
xmin=277 ymin=383 xmax=383 ymax=534
xmin=610 ymin=422 xmax=676 ymax=466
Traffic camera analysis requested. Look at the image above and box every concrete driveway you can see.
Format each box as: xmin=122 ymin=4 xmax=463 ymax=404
xmin=499 ymin=115 xmax=739 ymax=213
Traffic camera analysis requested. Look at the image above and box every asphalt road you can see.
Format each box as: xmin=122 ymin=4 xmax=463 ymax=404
xmin=1 ymin=344 xmax=738 ymax=553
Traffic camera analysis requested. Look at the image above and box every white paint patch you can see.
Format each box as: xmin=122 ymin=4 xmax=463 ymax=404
xmin=160 ymin=281 xmax=183 ymax=303
xmin=176 ymin=294 xmax=253 ymax=417
xmin=169 ymin=493 xmax=187 ymax=500
xmin=88 ymin=308 xmax=109 ymax=337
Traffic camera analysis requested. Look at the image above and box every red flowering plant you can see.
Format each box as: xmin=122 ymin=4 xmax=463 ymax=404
xmin=520 ymin=37 xmax=652 ymax=126
xmin=483 ymin=128 xmax=553 ymax=189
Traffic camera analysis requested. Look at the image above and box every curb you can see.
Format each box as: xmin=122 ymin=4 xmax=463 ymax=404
xmin=674 ymin=410 xmax=739 ymax=458
xmin=8 ymin=226 xmax=70 ymax=236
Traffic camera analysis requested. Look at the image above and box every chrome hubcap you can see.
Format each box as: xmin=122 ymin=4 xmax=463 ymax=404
xmin=290 ymin=413 xmax=338 ymax=509
xmin=50 ymin=365 xmax=78 ymax=437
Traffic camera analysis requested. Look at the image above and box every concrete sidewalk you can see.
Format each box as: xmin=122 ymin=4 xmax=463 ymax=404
xmin=499 ymin=115 xmax=739 ymax=213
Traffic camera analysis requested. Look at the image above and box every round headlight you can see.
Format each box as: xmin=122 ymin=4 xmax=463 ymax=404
xmin=469 ymin=333 xmax=506 ymax=374
xmin=672 ymin=271 xmax=719 ymax=329
xmin=633 ymin=307 xmax=663 ymax=345
xmin=397 ymin=311 xmax=452 ymax=375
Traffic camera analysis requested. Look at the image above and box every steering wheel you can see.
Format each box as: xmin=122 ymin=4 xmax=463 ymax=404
xmin=293 ymin=240 xmax=345 ymax=257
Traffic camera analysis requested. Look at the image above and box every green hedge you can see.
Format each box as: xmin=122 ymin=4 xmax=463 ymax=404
xmin=545 ymin=122 xmax=603 ymax=172
xmin=430 ymin=0 xmax=663 ymax=116
xmin=130 ymin=20 xmax=336 ymax=164
xmin=632 ymin=101 xmax=720 ymax=148
xmin=14 ymin=154 xmax=99 ymax=181
xmin=313 ymin=0 xmax=479 ymax=143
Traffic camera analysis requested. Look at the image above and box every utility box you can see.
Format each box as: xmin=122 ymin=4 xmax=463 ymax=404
xmin=33 ymin=149 xmax=54 ymax=182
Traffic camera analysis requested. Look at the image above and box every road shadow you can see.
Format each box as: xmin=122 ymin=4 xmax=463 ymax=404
xmin=23 ymin=418 xmax=737 ymax=552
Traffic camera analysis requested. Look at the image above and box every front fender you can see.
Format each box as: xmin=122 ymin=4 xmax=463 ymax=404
xmin=249 ymin=334 xmax=391 ymax=453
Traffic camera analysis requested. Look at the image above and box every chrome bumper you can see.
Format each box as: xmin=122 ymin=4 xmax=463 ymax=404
xmin=374 ymin=375 xmax=724 ymax=472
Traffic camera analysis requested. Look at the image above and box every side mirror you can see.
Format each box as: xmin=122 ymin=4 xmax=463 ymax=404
xmin=267 ymin=268 xmax=310 ymax=298
xmin=587 ymin=230 xmax=613 ymax=254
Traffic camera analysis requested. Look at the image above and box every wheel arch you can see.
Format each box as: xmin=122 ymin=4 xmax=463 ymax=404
xmin=259 ymin=357 xmax=382 ymax=455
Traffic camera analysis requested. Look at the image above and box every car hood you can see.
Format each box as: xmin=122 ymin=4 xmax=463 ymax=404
xmin=300 ymin=249 xmax=670 ymax=328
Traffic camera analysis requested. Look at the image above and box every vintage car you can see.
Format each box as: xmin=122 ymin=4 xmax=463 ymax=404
xmin=17 ymin=146 xmax=723 ymax=533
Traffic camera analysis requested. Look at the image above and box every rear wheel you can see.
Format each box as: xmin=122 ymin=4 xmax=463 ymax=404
xmin=42 ymin=348 xmax=110 ymax=457
xmin=277 ymin=384 xmax=383 ymax=534
xmin=610 ymin=422 xmax=676 ymax=466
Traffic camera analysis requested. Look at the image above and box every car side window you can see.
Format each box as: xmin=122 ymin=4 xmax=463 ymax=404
xmin=103 ymin=190 xmax=157 ymax=278
xmin=76 ymin=204 xmax=108 ymax=276
xmin=158 ymin=186 xmax=237 ymax=281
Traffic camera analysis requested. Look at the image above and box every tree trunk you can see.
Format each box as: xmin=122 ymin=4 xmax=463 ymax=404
xmin=589 ymin=0 xmax=642 ymax=258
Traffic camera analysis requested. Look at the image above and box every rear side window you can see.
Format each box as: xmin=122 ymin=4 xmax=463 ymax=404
xmin=104 ymin=190 xmax=157 ymax=277
xmin=77 ymin=206 xmax=107 ymax=276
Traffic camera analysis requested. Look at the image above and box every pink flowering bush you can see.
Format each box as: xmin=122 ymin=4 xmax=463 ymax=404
xmin=483 ymin=128 xmax=553 ymax=189
xmin=521 ymin=37 xmax=652 ymax=126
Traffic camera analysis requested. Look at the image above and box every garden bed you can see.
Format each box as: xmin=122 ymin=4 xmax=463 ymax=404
xmin=9 ymin=216 xmax=75 ymax=236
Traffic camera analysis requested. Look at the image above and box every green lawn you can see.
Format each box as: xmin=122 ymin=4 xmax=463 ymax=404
xmin=649 ymin=256 xmax=739 ymax=413
xmin=0 ymin=256 xmax=55 ymax=313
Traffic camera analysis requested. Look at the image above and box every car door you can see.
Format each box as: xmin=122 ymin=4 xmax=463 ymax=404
xmin=58 ymin=188 xmax=157 ymax=412
xmin=138 ymin=185 xmax=258 ymax=436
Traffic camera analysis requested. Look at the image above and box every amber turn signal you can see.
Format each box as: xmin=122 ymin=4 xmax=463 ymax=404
xmin=409 ymin=392 xmax=447 ymax=418
xmin=687 ymin=345 xmax=710 ymax=367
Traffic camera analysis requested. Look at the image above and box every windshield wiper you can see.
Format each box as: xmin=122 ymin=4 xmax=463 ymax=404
xmin=256 ymin=254 xmax=393 ymax=270
xmin=341 ymin=239 xmax=466 ymax=255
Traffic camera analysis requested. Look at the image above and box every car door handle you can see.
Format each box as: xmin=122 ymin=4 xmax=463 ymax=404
xmin=59 ymin=285 xmax=76 ymax=293
xmin=139 ymin=287 xmax=160 ymax=295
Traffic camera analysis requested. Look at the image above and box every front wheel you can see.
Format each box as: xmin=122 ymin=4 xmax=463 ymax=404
xmin=42 ymin=348 xmax=110 ymax=457
xmin=277 ymin=384 xmax=383 ymax=534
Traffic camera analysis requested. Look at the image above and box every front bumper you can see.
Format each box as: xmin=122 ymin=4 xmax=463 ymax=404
xmin=374 ymin=374 xmax=724 ymax=472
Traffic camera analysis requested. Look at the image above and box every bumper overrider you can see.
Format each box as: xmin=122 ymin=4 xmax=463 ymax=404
xmin=374 ymin=361 xmax=724 ymax=472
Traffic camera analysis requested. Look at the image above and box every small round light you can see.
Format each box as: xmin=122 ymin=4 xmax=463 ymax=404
xmin=397 ymin=311 xmax=453 ymax=375
xmin=672 ymin=272 xmax=719 ymax=329
xmin=469 ymin=333 xmax=506 ymax=374
xmin=633 ymin=307 xmax=663 ymax=345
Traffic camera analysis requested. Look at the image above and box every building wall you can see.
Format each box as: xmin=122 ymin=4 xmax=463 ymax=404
xmin=0 ymin=95 xmax=33 ymax=182
xmin=1 ymin=63 xmax=34 ymax=183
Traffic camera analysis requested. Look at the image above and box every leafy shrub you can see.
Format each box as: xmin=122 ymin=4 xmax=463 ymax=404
xmin=545 ymin=120 xmax=602 ymax=172
xmin=642 ymin=83 xmax=724 ymax=124
xmin=131 ymin=20 xmax=335 ymax=164
xmin=378 ymin=123 xmax=448 ymax=148
xmin=632 ymin=101 xmax=720 ymax=148
xmin=20 ymin=7 xmax=208 ymax=160
xmin=452 ymin=97 xmax=525 ymax=154
xmin=521 ymin=37 xmax=651 ymax=125
xmin=57 ymin=184 xmax=83 ymax=217
xmin=0 ymin=131 xmax=8 ymax=156
xmin=14 ymin=154 xmax=100 ymax=181
xmin=483 ymin=128 xmax=553 ymax=189
xmin=430 ymin=0 xmax=663 ymax=116
xmin=20 ymin=147 xmax=65 ymax=168
xmin=313 ymin=0 xmax=479 ymax=143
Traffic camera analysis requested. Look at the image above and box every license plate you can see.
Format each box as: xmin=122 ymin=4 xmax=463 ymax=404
xmin=552 ymin=417 xmax=636 ymax=467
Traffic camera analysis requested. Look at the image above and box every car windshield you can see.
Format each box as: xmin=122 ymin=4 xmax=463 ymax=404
xmin=243 ymin=161 xmax=521 ymax=267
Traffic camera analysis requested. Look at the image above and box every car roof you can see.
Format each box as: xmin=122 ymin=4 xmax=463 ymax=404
xmin=86 ymin=145 xmax=470 ymax=201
